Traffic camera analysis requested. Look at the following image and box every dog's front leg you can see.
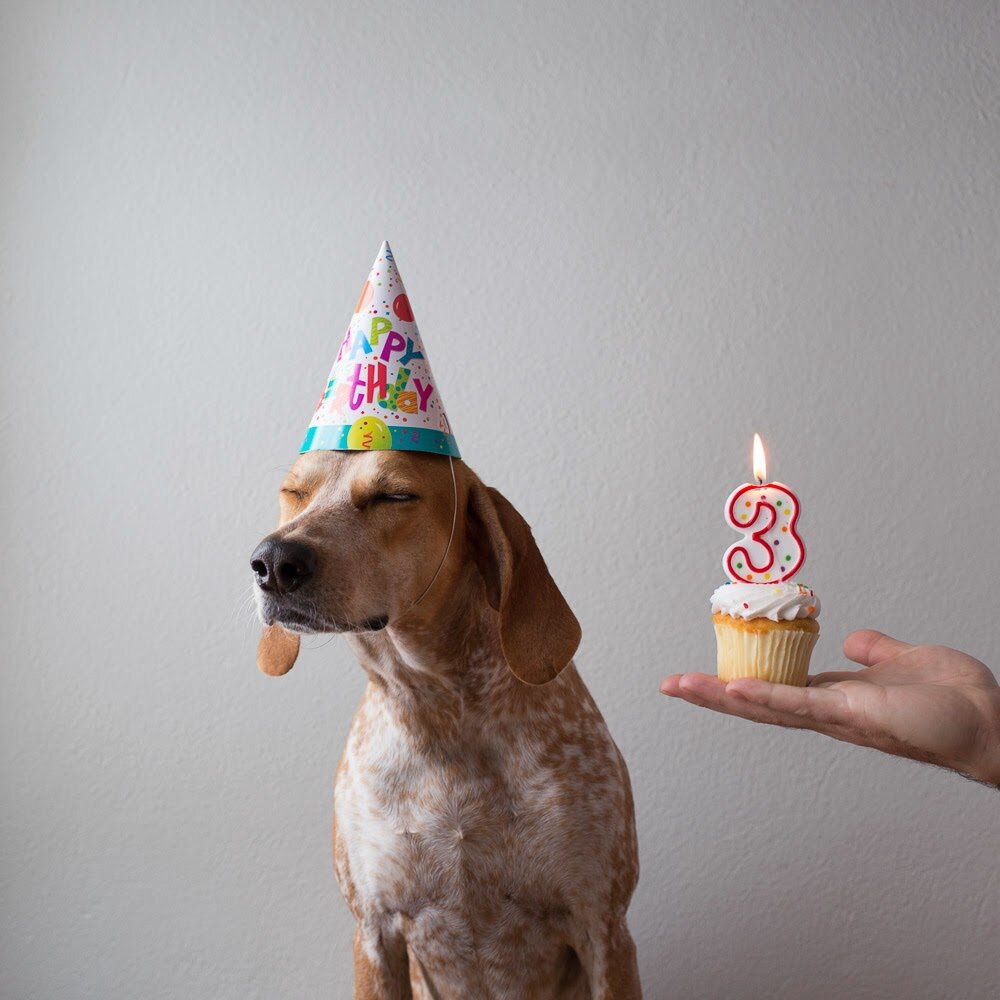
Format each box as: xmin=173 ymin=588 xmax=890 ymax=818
xmin=352 ymin=923 xmax=412 ymax=1000
xmin=580 ymin=918 xmax=642 ymax=999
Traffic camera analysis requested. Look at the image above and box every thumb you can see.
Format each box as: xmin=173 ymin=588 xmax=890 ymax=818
xmin=844 ymin=629 xmax=913 ymax=667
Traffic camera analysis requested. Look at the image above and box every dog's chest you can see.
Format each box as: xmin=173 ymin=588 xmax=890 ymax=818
xmin=335 ymin=714 xmax=572 ymax=921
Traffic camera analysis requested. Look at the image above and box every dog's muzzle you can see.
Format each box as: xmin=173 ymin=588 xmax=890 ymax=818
xmin=251 ymin=537 xmax=316 ymax=595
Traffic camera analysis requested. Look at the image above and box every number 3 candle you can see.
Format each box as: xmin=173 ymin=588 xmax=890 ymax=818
xmin=723 ymin=433 xmax=805 ymax=583
xmin=710 ymin=434 xmax=821 ymax=687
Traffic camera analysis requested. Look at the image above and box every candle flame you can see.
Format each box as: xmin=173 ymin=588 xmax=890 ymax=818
xmin=753 ymin=433 xmax=766 ymax=483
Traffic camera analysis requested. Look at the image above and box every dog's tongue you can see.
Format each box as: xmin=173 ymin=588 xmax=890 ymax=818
xmin=257 ymin=625 xmax=300 ymax=676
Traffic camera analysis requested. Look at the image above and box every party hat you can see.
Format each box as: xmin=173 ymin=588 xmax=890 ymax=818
xmin=300 ymin=242 xmax=460 ymax=458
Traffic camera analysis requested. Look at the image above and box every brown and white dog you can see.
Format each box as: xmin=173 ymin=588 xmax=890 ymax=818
xmin=252 ymin=449 xmax=641 ymax=999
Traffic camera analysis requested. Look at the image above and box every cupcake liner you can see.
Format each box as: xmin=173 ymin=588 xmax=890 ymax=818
xmin=713 ymin=620 xmax=818 ymax=687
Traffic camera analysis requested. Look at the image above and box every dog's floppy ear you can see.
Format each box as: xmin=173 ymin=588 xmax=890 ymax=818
xmin=467 ymin=482 xmax=581 ymax=685
xmin=257 ymin=624 xmax=300 ymax=676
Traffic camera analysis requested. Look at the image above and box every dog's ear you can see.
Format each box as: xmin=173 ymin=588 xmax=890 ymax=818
xmin=257 ymin=624 xmax=300 ymax=676
xmin=467 ymin=482 xmax=581 ymax=685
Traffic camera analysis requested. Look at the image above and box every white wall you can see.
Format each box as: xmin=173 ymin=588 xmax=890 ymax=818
xmin=3 ymin=2 xmax=999 ymax=997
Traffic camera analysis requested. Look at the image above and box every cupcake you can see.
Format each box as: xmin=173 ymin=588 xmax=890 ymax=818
xmin=711 ymin=581 xmax=820 ymax=686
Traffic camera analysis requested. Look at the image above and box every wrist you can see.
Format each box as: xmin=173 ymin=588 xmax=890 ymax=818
xmin=970 ymin=751 xmax=1000 ymax=789
xmin=963 ymin=709 xmax=1000 ymax=788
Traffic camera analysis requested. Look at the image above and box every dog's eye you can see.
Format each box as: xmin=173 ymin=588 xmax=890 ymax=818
xmin=281 ymin=487 xmax=307 ymax=501
xmin=370 ymin=492 xmax=419 ymax=505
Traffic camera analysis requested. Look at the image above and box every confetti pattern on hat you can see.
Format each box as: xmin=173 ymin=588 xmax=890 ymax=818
xmin=300 ymin=242 xmax=460 ymax=458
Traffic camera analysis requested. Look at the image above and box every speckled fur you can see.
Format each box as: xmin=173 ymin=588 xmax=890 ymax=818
xmin=256 ymin=452 xmax=640 ymax=998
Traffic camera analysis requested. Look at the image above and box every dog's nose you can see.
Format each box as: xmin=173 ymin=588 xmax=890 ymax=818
xmin=250 ymin=538 xmax=317 ymax=594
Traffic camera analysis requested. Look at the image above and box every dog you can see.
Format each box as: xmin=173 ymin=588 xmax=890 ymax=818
xmin=252 ymin=448 xmax=641 ymax=999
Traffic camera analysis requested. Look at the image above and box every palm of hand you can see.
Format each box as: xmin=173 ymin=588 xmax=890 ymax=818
xmin=816 ymin=637 xmax=999 ymax=772
xmin=661 ymin=630 xmax=1000 ymax=784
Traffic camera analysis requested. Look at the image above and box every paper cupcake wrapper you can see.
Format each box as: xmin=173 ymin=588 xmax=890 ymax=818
xmin=713 ymin=620 xmax=818 ymax=687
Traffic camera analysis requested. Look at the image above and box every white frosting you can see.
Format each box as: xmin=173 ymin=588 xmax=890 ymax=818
xmin=711 ymin=581 xmax=820 ymax=622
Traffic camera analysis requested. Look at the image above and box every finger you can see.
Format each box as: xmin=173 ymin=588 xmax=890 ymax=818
xmin=660 ymin=672 xmax=726 ymax=701
xmin=659 ymin=674 xmax=685 ymax=696
xmin=725 ymin=678 xmax=851 ymax=729
xmin=843 ymin=629 xmax=913 ymax=667
xmin=661 ymin=673 xmax=807 ymax=729
xmin=809 ymin=669 xmax=865 ymax=686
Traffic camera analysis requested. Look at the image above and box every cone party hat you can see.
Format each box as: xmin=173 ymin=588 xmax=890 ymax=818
xmin=300 ymin=242 xmax=460 ymax=458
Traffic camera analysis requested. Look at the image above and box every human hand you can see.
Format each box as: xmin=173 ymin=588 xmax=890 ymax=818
xmin=660 ymin=630 xmax=1000 ymax=787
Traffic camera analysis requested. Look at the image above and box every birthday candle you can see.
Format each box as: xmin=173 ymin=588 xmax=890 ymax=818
xmin=723 ymin=433 xmax=805 ymax=584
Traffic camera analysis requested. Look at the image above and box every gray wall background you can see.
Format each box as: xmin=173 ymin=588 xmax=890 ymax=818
xmin=3 ymin=2 xmax=999 ymax=997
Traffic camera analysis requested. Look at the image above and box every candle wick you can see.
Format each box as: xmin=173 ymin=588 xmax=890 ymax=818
xmin=756 ymin=477 xmax=763 ymax=485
